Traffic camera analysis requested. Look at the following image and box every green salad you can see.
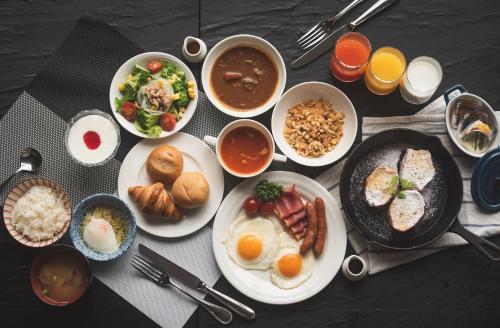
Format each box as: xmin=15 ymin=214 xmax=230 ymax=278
xmin=115 ymin=59 xmax=195 ymax=137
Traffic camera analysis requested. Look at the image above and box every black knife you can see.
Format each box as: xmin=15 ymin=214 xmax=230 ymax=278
xmin=291 ymin=0 xmax=398 ymax=69
xmin=139 ymin=243 xmax=256 ymax=320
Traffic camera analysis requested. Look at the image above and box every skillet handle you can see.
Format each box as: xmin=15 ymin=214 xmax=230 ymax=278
xmin=449 ymin=220 xmax=500 ymax=261
xmin=443 ymin=84 xmax=466 ymax=105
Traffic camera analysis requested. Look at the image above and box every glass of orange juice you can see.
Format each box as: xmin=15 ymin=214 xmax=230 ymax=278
xmin=330 ymin=32 xmax=371 ymax=82
xmin=364 ymin=47 xmax=406 ymax=95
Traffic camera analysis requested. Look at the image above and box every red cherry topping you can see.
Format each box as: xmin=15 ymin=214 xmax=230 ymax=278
xmin=83 ymin=131 xmax=101 ymax=150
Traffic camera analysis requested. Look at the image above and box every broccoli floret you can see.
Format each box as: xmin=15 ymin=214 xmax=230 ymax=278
xmin=177 ymin=91 xmax=189 ymax=106
xmin=147 ymin=125 xmax=162 ymax=137
xmin=175 ymin=68 xmax=185 ymax=78
xmin=172 ymin=79 xmax=187 ymax=93
xmin=136 ymin=109 xmax=159 ymax=130
xmin=134 ymin=109 xmax=161 ymax=137
xmin=127 ymin=71 xmax=149 ymax=90
xmin=136 ymin=71 xmax=149 ymax=87
xmin=121 ymin=83 xmax=136 ymax=98
xmin=116 ymin=83 xmax=136 ymax=111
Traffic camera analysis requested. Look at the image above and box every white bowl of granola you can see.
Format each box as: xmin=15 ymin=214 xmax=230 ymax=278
xmin=271 ymin=81 xmax=357 ymax=167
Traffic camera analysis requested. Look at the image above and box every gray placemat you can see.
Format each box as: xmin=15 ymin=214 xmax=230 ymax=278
xmin=0 ymin=91 xmax=120 ymax=204
xmin=0 ymin=91 xmax=251 ymax=328
xmin=92 ymin=228 xmax=220 ymax=328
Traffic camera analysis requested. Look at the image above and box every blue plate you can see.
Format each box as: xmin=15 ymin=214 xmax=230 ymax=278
xmin=70 ymin=193 xmax=136 ymax=261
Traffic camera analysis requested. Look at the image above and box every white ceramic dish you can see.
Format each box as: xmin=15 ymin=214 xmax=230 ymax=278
xmin=109 ymin=52 xmax=198 ymax=139
xmin=201 ymin=34 xmax=286 ymax=118
xmin=212 ymin=171 xmax=347 ymax=304
xmin=117 ymin=133 xmax=224 ymax=238
xmin=444 ymin=85 xmax=499 ymax=158
xmin=271 ymin=81 xmax=358 ymax=166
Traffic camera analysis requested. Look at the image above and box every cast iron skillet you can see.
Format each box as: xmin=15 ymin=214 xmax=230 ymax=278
xmin=339 ymin=128 xmax=500 ymax=261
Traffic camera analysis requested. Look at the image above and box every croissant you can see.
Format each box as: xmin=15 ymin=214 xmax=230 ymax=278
xmin=128 ymin=182 xmax=182 ymax=221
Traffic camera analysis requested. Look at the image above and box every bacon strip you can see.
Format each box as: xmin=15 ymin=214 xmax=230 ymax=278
xmin=290 ymin=220 xmax=307 ymax=235
xmin=282 ymin=209 xmax=306 ymax=228
xmin=273 ymin=185 xmax=309 ymax=240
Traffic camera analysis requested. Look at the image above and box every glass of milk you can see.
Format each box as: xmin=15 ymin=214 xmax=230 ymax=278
xmin=399 ymin=56 xmax=442 ymax=104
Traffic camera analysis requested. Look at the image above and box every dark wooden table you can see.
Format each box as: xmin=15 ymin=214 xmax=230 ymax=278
xmin=1 ymin=1 xmax=500 ymax=327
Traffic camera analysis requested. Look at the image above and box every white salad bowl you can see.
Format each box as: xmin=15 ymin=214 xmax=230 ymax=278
xmin=201 ymin=34 xmax=286 ymax=118
xmin=109 ymin=52 xmax=198 ymax=139
xmin=271 ymin=81 xmax=358 ymax=167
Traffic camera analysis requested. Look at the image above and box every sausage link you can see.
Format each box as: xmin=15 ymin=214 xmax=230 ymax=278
xmin=313 ymin=197 xmax=327 ymax=257
xmin=299 ymin=202 xmax=318 ymax=255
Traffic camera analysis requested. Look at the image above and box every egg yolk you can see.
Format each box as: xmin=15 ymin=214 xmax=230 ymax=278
xmin=237 ymin=234 xmax=263 ymax=260
xmin=278 ymin=254 xmax=303 ymax=277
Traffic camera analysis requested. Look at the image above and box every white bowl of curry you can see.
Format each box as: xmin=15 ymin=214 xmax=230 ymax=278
xmin=202 ymin=34 xmax=286 ymax=118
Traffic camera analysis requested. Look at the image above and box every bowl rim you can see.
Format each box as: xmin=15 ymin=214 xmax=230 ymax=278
xmin=30 ymin=244 xmax=92 ymax=306
xmin=109 ymin=51 xmax=199 ymax=139
xmin=444 ymin=92 xmax=499 ymax=158
xmin=2 ymin=177 xmax=72 ymax=248
xmin=201 ymin=34 xmax=287 ymax=118
xmin=271 ymin=81 xmax=358 ymax=167
xmin=64 ymin=109 xmax=121 ymax=167
xmin=70 ymin=192 xmax=137 ymax=261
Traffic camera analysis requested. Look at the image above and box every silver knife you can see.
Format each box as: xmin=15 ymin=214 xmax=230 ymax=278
xmin=291 ymin=0 xmax=398 ymax=69
xmin=139 ymin=243 xmax=256 ymax=320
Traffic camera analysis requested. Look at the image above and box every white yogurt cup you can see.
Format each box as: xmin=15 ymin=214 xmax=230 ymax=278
xmin=65 ymin=110 xmax=121 ymax=166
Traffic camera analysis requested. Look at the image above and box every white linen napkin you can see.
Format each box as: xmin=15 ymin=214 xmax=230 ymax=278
xmin=315 ymin=93 xmax=500 ymax=274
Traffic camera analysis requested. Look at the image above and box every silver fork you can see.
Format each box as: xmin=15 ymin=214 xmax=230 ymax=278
xmin=131 ymin=255 xmax=233 ymax=325
xmin=297 ymin=0 xmax=365 ymax=50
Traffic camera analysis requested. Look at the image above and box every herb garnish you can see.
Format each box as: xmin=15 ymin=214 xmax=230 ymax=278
xmin=400 ymin=178 xmax=416 ymax=190
xmin=256 ymin=179 xmax=283 ymax=202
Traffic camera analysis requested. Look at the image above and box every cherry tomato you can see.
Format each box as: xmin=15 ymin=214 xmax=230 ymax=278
xmin=160 ymin=113 xmax=176 ymax=131
xmin=121 ymin=101 xmax=137 ymax=121
xmin=259 ymin=201 xmax=275 ymax=215
xmin=243 ymin=197 xmax=260 ymax=213
xmin=147 ymin=60 xmax=162 ymax=73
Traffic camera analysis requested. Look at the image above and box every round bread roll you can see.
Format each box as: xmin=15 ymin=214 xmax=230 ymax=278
xmin=171 ymin=172 xmax=210 ymax=209
xmin=146 ymin=145 xmax=183 ymax=186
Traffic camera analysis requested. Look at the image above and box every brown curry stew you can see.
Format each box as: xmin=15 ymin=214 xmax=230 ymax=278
xmin=210 ymin=46 xmax=278 ymax=110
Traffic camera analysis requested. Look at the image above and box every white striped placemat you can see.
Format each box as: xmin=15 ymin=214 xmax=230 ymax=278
xmin=316 ymin=92 xmax=500 ymax=274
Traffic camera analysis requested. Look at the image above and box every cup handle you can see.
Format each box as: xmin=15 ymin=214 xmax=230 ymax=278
xmin=203 ymin=135 xmax=218 ymax=147
xmin=272 ymin=153 xmax=287 ymax=163
xmin=443 ymin=84 xmax=466 ymax=105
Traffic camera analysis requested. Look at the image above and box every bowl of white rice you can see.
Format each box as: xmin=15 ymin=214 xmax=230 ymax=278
xmin=3 ymin=178 xmax=71 ymax=247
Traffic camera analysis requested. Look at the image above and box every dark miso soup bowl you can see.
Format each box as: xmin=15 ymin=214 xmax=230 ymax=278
xmin=31 ymin=244 xmax=91 ymax=306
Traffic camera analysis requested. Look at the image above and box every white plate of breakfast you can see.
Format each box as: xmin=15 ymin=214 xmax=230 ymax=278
xmin=117 ymin=132 xmax=224 ymax=238
xmin=212 ymin=171 xmax=347 ymax=304
xmin=271 ymin=81 xmax=358 ymax=167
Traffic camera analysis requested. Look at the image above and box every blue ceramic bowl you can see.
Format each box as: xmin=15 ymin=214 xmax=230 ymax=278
xmin=70 ymin=193 xmax=136 ymax=261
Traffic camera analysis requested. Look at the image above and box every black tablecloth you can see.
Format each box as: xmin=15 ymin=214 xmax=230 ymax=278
xmin=2 ymin=3 xmax=500 ymax=327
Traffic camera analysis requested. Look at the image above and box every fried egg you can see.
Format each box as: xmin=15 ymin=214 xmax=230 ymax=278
xmin=270 ymin=232 xmax=315 ymax=289
xmin=224 ymin=215 xmax=280 ymax=270
xmin=83 ymin=218 xmax=119 ymax=254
